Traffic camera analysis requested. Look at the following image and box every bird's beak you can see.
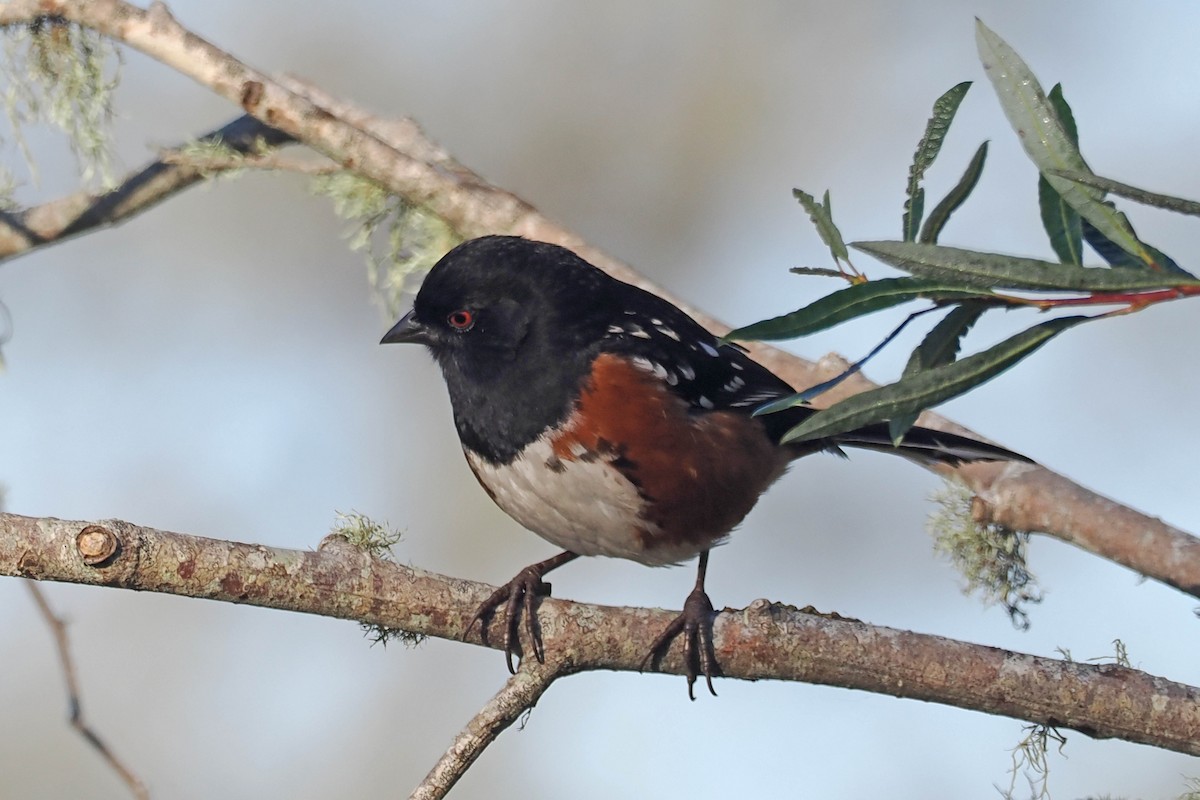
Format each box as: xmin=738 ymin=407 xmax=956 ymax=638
xmin=380 ymin=309 xmax=430 ymax=345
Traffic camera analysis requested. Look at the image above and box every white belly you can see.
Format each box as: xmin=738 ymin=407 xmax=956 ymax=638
xmin=464 ymin=437 xmax=704 ymax=566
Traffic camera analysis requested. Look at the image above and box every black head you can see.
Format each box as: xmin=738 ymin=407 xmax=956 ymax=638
xmin=382 ymin=236 xmax=619 ymax=373
xmin=381 ymin=236 xmax=625 ymax=461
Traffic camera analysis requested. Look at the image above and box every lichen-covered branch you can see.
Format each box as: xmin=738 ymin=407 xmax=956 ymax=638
xmin=967 ymin=464 xmax=1200 ymax=597
xmin=410 ymin=661 xmax=563 ymax=800
xmin=3 ymin=511 xmax=1198 ymax=757
xmin=0 ymin=113 xmax=292 ymax=261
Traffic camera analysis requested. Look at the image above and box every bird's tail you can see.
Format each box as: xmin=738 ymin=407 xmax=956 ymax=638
xmin=764 ymin=407 xmax=1031 ymax=466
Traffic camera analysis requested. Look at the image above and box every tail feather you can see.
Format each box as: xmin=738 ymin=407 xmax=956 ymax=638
xmin=833 ymin=422 xmax=1031 ymax=465
xmin=764 ymin=407 xmax=1031 ymax=466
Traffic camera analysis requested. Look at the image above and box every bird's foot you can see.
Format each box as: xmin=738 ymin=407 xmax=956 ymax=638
xmin=467 ymin=563 xmax=556 ymax=673
xmin=641 ymin=586 xmax=720 ymax=700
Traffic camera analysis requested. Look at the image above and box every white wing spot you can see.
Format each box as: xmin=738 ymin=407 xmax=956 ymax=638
xmin=730 ymin=390 xmax=785 ymax=407
xmin=607 ymin=324 xmax=625 ymax=334
xmin=722 ymin=376 xmax=746 ymax=392
xmin=627 ymin=324 xmax=651 ymax=339
xmin=677 ymin=363 xmax=696 ymax=381
xmin=630 ymin=355 xmax=655 ymax=373
xmin=631 ymin=357 xmax=670 ymax=382
xmin=699 ymin=342 xmax=720 ymax=357
xmin=656 ymin=326 xmax=681 ymax=342
xmin=698 ymin=396 xmax=715 ymax=410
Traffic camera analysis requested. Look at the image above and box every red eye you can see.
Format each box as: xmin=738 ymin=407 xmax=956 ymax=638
xmin=447 ymin=309 xmax=475 ymax=331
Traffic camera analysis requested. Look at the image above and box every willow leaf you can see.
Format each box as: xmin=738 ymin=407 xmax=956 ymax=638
xmin=905 ymin=81 xmax=972 ymax=241
xmin=1039 ymin=175 xmax=1083 ymax=265
xmin=853 ymin=241 xmax=1200 ymax=291
xmin=920 ymin=140 xmax=988 ymax=244
xmin=889 ymin=303 xmax=987 ymax=442
xmin=779 ymin=316 xmax=1089 ymax=444
xmin=976 ymin=20 xmax=1156 ymax=268
xmin=795 ymin=188 xmax=849 ymax=263
xmin=725 ymin=277 xmax=985 ymax=343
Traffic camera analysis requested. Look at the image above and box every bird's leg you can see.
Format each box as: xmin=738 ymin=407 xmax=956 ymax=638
xmin=466 ymin=550 xmax=580 ymax=673
xmin=641 ymin=550 xmax=720 ymax=699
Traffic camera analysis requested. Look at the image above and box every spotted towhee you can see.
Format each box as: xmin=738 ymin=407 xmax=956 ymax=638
xmin=383 ymin=235 xmax=1028 ymax=697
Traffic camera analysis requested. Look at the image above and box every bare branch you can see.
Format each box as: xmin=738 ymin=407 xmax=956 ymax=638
xmin=4 ymin=511 xmax=1198 ymax=757
xmin=25 ymin=581 xmax=149 ymax=800
xmin=410 ymin=661 xmax=562 ymax=800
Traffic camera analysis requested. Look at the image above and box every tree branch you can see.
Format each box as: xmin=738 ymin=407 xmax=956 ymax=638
xmin=0 ymin=113 xmax=293 ymax=262
xmin=25 ymin=581 xmax=149 ymax=800
xmin=410 ymin=661 xmax=562 ymax=800
xmin=4 ymin=511 xmax=1198 ymax=758
xmin=967 ymin=463 xmax=1200 ymax=597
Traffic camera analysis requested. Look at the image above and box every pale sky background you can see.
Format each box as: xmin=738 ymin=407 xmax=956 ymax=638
xmin=2 ymin=2 xmax=1199 ymax=798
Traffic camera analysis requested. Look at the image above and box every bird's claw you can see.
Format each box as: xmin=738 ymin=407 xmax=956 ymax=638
xmin=466 ymin=564 xmax=553 ymax=673
xmin=640 ymin=587 xmax=720 ymax=700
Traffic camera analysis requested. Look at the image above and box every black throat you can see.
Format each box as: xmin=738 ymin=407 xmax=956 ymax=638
xmin=437 ymin=341 xmax=598 ymax=465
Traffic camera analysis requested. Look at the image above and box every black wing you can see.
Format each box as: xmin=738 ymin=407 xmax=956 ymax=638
xmin=598 ymin=289 xmax=797 ymax=414
xmin=596 ymin=285 xmax=1030 ymax=464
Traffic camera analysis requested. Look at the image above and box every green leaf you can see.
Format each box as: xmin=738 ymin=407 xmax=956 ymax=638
xmin=886 ymin=414 xmax=916 ymax=449
xmin=905 ymin=188 xmax=925 ymax=244
xmin=1040 ymin=87 xmax=1187 ymax=275
xmin=1038 ymin=175 xmax=1083 ymax=265
xmin=919 ymin=140 xmax=989 ymax=244
xmin=905 ymin=81 xmax=973 ymax=242
xmin=904 ymin=302 xmax=987 ymax=375
xmin=853 ymin=240 xmax=1200 ymax=291
xmin=1144 ymin=244 xmax=1188 ymax=276
xmin=975 ymin=20 xmax=1157 ymax=269
xmin=795 ymin=188 xmax=849 ymax=263
xmin=889 ymin=303 xmax=987 ymax=442
xmin=1080 ymin=218 xmax=1189 ymax=276
xmin=1047 ymin=84 xmax=1079 ymax=146
xmin=778 ymin=315 xmax=1089 ymax=444
xmin=1037 ymin=85 xmax=1083 ymax=265
xmin=789 ymin=266 xmax=848 ymax=279
xmin=1036 ymin=87 xmax=1185 ymax=274
xmin=724 ymin=277 xmax=987 ymax=343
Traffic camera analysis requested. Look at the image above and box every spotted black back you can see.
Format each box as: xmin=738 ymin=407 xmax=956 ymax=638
xmin=597 ymin=288 xmax=797 ymax=416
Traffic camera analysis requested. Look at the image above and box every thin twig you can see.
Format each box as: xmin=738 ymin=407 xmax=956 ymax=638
xmin=25 ymin=581 xmax=149 ymax=800
xmin=409 ymin=660 xmax=563 ymax=800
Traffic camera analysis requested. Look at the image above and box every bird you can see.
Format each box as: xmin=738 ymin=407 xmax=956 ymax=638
xmin=382 ymin=234 xmax=1028 ymax=698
